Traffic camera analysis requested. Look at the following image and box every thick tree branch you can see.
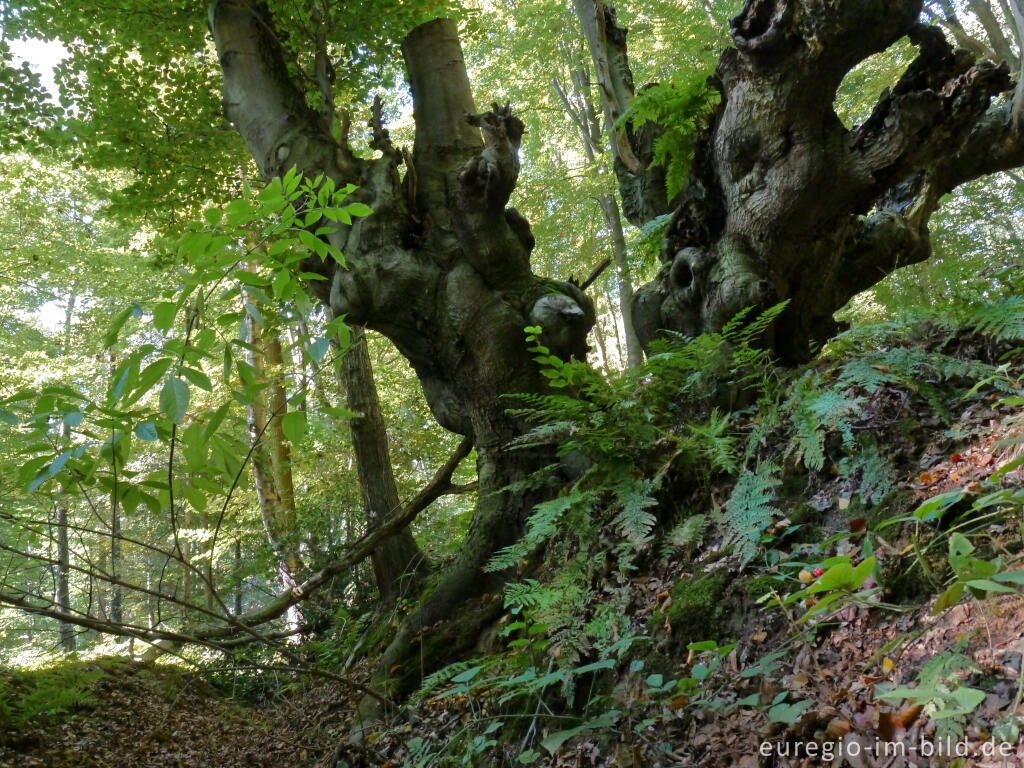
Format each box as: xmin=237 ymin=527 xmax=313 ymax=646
xmin=208 ymin=0 xmax=345 ymax=180
xmin=968 ymin=0 xmax=1018 ymax=64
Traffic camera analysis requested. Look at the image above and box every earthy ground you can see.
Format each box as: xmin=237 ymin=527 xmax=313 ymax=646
xmin=0 ymin=662 xmax=359 ymax=768
xmin=3 ymin=341 xmax=1023 ymax=768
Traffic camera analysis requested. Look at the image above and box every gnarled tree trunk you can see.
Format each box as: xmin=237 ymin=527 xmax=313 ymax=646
xmin=619 ymin=0 xmax=1024 ymax=360
xmin=209 ymin=1 xmax=595 ymax=706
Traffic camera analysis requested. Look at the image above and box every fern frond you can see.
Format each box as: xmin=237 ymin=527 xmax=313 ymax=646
xmin=723 ymin=461 xmax=780 ymax=566
xmin=668 ymin=513 xmax=708 ymax=551
xmin=486 ymin=491 xmax=593 ymax=571
xmin=613 ymin=478 xmax=658 ymax=549
xmin=968 ymin=297 xmax=1024 ymax=341
xmin=687 ymin=409 xmax=738 ymax=475
xmin=412 ymin=660 xmax=481 ymax=704
xmin=839 ymin=436 xmax=896 ymax=505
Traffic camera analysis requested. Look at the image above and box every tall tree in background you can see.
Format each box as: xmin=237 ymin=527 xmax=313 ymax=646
xmin=244 ymin=295 xmax=307 ymax=622
xmin=552 ymin=21 xmax=644 ymax=367
xmin=340 ymin=326 xmax=429 ymax=606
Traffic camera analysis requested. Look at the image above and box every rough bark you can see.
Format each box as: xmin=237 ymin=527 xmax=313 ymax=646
xmin=209 ymin=1 xmax=595 ymax=703
xmin=341 ymin=326 xmax=429 ymax=605
xmin=628 ymin=0 xmax=1024 ymax=361
xmin=574 ymin=0 xmax=678 ymax=226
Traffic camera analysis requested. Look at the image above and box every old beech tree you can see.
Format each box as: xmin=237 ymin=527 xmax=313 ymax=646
xmin=204 ymin=0 xmax=1023 ymax=706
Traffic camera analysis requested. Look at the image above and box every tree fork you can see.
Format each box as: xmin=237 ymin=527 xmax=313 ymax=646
xmin=209 ymin=3 xmax=597 ymax=720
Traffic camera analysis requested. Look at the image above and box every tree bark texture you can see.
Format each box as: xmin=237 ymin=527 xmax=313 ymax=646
xmin=341 ymin=326 xmax=429 ymax=606
xmin=624 ymin=0 xmax=1024 ymax=361
xmin=210 ymin=2 xmax=595 ymax=696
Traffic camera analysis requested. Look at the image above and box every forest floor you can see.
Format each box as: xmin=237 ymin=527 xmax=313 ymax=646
xmin=3 ymin=335 xmax=1024 ymax=768
xmin=0 ymin=658 xmax=360 ymax=768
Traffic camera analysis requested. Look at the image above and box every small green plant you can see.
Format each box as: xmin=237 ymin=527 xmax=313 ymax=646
xmin=932 ymin=532 xmax=1024 ymax=614
xmin=877 ymin=639 xmax=983 ymax=739
xmin=0 ymin=664 xmax=105 ymax=724
xmin=618 ymin=75 xmax=719 ymax=199
xmin=780 ymin=555 xmax=879 ymax=622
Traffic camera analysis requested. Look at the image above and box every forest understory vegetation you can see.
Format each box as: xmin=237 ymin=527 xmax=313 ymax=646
xmin=3 ymin=301 xmax=1024 ymax=767
xmin=3 ymin=0 xmax=1024 ymax=765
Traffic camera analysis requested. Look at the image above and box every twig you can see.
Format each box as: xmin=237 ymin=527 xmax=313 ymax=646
xmin=580 ymin=257 xmax=612 ymax=290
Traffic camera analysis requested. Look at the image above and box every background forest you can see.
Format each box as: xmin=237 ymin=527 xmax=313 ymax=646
xmin=1 ymin=0 xmax=1024 ymax=766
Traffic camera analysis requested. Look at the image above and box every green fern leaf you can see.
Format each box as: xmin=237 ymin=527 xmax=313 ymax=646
xmin=723 ymin=461 xmax=780 ymax=566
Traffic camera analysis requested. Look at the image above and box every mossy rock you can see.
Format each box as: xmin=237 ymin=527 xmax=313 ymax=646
xmin=661 ymin=571 xmax=729 ymax=647
xmin=743 ymin=574 xmax=787 ymax=603
xmin=788 ymin=503 xmax=820 ymax=526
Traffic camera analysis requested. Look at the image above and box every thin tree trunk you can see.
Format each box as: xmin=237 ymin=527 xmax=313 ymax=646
xmin=552 ymin=57 xmax=643 ymax=366
xmin=243 ymin=287 xmax=304 ymax=627
xmin=263 ymin=334 xmax=298 ymax=526
xmin=55 ymin=504 xmax=75 ymax=651
xmin=341 ymin=326 xmax=429 ymax=605
xmin=56 ymin=289 xmax=77 ymax=651
xmin=607 ymin=286 xmax=625 ymax=364
xmin=597 ymin=193 xmax=643 ymax=366
xmin=109 ymin=501 xmax=123 ymax=624
xmin=591 ymin=306 xmax=611 ymax=374
xmin=233 ymin=539 xmax=243 ymax=616
xmin=146 ymin=568 xmax=156 ymax=629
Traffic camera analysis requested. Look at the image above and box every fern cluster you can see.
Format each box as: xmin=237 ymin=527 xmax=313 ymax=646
xmin=776 ymin=319 xmax=1021 ymax=508
xmin=476 ymin=307 xmax=791 ymax=696
xmin=0 ymin=665 xmax=104 ymax=724
xmin=499 ymin=305 xmax=784 ymax=567
xmin=619 ymin=74 xmax=719 ymax=200
xmin=966 ymin=297 xmax=1024 ymax=342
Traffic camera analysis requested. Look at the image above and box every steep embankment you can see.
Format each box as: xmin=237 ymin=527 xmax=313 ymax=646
xmin=4 ymin=323 xmax=1024 ymax=768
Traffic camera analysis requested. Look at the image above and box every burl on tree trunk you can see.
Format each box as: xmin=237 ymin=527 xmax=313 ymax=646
xmin=617 ymin=0 xmax=1024 ymax=361
xmin=209 ymin=0 xmax=594 ymax=702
